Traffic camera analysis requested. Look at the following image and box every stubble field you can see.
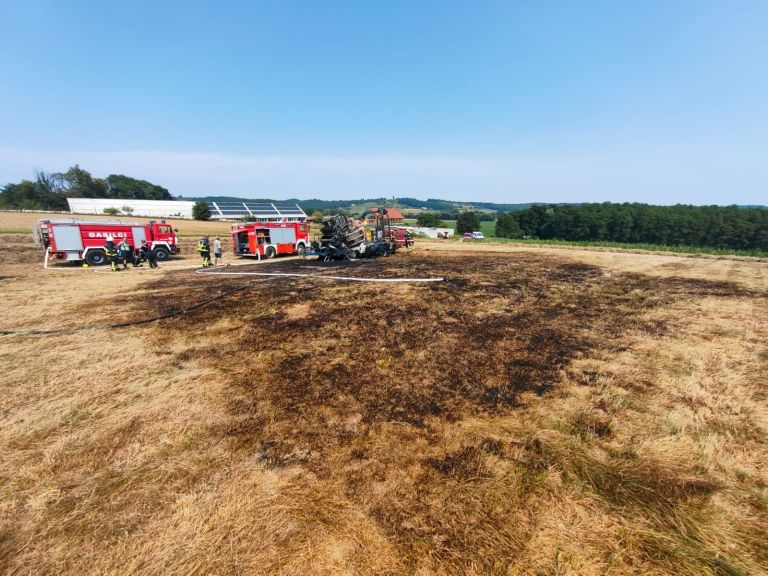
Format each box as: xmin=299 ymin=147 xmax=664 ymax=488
xmin=1 ymin=232 xmax=767 ymax=575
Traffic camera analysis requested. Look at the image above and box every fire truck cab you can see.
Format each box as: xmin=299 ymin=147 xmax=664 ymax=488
xmin=231 ymin=221 xmax=310 ymax=259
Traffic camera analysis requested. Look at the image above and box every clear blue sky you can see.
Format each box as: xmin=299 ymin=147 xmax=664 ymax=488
xmin=1 ymin=0 xmax=766 ymax=203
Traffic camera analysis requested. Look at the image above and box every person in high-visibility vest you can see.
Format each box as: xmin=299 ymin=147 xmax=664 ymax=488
xmin=197 ymin=236 xmax=212 ymax=267
xmin=104 ymin=236 xmax=119 ymax=271
xmin=116 ymin=238 xmax=135 ymax=269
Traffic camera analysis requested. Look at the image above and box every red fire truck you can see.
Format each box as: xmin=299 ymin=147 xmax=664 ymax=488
xmin=35 ymin=218 xmax=180 ymax=265
xmin=231 ymin=221 xmax=310 ymax=258
xmin=389 ymin=227 xmax=414 ymax=248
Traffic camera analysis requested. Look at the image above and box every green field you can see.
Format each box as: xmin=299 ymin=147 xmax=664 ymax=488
xmin=404 ymin=217 xmax=766 ymax=257
xmin=487 ymin=237 xmax=768 ymax=257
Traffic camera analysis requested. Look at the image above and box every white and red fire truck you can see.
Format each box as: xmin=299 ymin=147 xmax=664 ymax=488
xmin=35 ymin=218 xmax=180 ymax=265
xmin=231 ymin=221 xmax=310 ymax=259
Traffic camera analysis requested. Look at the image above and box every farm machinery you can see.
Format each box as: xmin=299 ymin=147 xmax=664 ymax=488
xmin=312 ymin=208 xmax=400 ymax=260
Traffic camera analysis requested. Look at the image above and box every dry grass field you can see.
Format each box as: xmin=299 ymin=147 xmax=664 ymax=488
xmin=0 ymin=210 xmax=233 ymax=236
xmin=1 ymin=229 xmax=767 ymax=575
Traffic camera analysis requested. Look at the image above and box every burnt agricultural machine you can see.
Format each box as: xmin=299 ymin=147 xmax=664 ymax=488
xmin=312 ymin=208 xmax=399 ymax=260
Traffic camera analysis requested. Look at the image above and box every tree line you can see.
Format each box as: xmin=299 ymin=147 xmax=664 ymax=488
xmin=0 ymin=166 xmax=172 ymax=211
xmin=496 ymin=203 xmax=768 ymax=251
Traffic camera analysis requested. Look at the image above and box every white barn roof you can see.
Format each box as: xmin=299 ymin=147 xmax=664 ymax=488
xmin=67 ymin=198 xmax=195 ymax=219
xmin=66 ymin=198 xmax=308 ymax=221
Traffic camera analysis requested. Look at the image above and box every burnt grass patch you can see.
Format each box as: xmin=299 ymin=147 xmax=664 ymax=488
xmin=139 ymin=251 xmax=761 ymax=463
xmin=138 ymin=251 xmax=763 ymax=571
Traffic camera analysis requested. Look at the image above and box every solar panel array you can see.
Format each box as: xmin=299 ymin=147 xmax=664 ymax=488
xmin=206 ymin=202 xmax=307 ymax=221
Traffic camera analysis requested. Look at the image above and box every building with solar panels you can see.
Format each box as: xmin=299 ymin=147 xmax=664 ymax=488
xmin=66 ymin=198 xmax=307 ymax=222
xmin=206 ymin=201 xmax=307 ymax=222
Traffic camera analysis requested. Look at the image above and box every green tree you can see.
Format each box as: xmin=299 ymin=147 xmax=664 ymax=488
xmin=416 ymin=211 xmax=442 ymax=227
xmin=103 ymin=207 xmax=120 ymax=215
xmin=495 ymin=212 xmax=523 ymax=238
xmin=0 ymin=171 xmax=69 ymax=211
xmin=193 ymin=200 xmax=211 ymax=220
xmin=58 ymin=165 xmax=108 ymax=198
xmin=456 ymin=211 xmax=480 ymax=234
xmin=0 ymin=181 xmax=41 ymax=209
xmin=106 ymin=174 xmax=172 ymax=200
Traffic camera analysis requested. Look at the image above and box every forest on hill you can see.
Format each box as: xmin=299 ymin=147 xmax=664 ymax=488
xmin=496 ymin=203 xmax=768 ymax=251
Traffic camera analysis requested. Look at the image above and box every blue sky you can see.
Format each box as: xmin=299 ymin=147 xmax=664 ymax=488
xmin=1 ymin=0 xmax=766 ymax=203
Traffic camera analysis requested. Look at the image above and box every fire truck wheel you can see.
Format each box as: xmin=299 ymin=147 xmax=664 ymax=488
xmin=265 ymin=246 xmax=276 ymax=259
xmin=153 ymin=247 xmax=170 ymax=261
xmin=85 ymin=250 xmax=107 ymax=266
xmin=296 ymin=243 xmax=306 ymax=255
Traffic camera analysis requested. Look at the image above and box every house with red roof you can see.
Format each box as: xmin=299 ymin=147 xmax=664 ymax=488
xmin=364 ymin=207 xmax=405 ymax=225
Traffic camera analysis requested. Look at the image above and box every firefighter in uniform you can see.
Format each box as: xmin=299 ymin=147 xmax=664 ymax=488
xmin=197 ymin=236 xmax=212 ymax=267
xmin=104 ymin=236 xmax=119 ymax=271
xmin=136 ymin=240 xmax=158 ymax=268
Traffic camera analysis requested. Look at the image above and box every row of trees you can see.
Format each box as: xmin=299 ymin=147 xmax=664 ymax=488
xmin=0 ymin=166 xmax=172 ymax=211
xmin=496 ymin=203 xmax=768 ymax=251
xmin=406 ymin=210 xmax=494 ymax=222
xmin=398 ymin=197 xmax=534 ymax=213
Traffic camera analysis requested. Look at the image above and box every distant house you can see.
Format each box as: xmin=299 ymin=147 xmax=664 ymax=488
xmin=364 ymin=207 xmax=405 ymax=225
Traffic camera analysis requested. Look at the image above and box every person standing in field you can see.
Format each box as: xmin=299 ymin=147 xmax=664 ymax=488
xmin=213 ymin=236 xmax=223 ymax=265
xmin=104 ymin=236 xmax=119 ymax=272
xmin=116 ymin=238 xmax=135 ymax=268
xmin=197 ymin=236 xmax=212 ymax=267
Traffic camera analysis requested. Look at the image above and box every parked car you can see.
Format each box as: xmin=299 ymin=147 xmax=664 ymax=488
xmin=463 ymin=232 xmax=473 ymax=240
xmin=471 ymin=231 xmax=485 ymax=240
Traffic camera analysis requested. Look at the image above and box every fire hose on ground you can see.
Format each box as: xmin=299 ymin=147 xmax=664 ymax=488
xmin=6 ymin=261 xmax=447 ymax=336
xmin=194 ymin=265 xmax=446 ymax=283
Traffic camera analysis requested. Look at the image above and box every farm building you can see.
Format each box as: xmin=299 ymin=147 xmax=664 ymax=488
xmin=67 ymin=198 xmax=196 ymax=218
xmin=364 ymin=207 xmax=404 ymax=225
xmin=66 ymin=198 xmax=308 ymax=221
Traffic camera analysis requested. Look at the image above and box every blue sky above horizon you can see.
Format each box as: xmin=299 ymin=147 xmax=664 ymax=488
xmin=1 ymin=0 xmax=766 ymax=204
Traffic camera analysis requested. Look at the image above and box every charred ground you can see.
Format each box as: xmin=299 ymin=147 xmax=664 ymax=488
xmin=145 ymin=254 xmax=754 ymax=433
xmin=127 ymin=251 xmax=766 ymax=574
